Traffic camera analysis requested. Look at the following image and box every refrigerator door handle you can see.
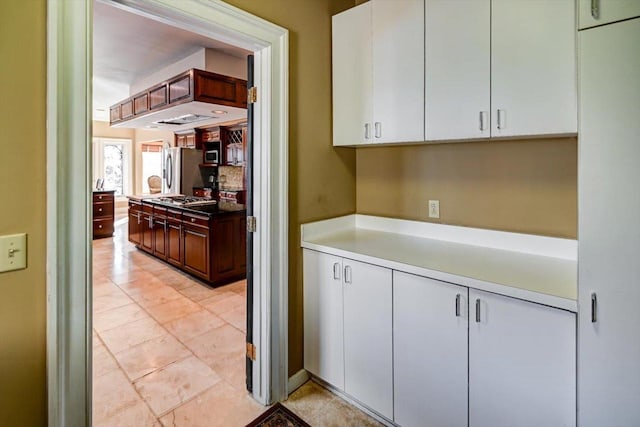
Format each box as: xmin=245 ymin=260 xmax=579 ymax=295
xmin=166 ymin=153 xmax=173 ymax=190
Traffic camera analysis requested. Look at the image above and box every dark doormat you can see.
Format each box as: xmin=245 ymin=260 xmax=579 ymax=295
xmin=246 ymin=402 xmax=311 ymax=427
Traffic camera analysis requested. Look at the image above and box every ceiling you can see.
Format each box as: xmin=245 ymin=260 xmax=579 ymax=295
xmin=92 ymin=1 xmax=251 ymax=121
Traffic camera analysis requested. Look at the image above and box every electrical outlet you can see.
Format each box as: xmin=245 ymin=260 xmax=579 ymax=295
xmin=428 ymin=200 xmax=440 ymax=219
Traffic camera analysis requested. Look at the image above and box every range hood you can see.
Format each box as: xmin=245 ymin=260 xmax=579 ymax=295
xmin=110 ymin=69 xmax=247 ymax=131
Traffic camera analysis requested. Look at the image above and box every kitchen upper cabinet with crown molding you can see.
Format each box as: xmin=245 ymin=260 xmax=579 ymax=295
xmin=426 ymin=0 xmax=576 ymax=141
xmin=332 ymin=0 xmax=424 ymax=146
xmin=578 ymin=0 xmax=640 ymax=29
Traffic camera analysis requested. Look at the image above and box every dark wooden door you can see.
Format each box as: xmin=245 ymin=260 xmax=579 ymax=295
xmin=128 ymin=209 xmax=141 ymax=245
xmin=183 ymin=225 xmax=210 ymax=280
xmin=166 ymin=220 xmax=182 ymax=267
xmin=141 ymin=213 xmax=154 ymax=252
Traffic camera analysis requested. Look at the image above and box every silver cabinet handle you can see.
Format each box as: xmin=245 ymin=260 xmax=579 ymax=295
xmin=591 ymin=0 xmax=599 ymax=19
xmin=374 ymin=122 xmax=381 ymax=139
xmin=148 ymin=216 xmax=153 ymax=229
xmin=344 ymin=265 xmax=352 ymax=284
xmin=364 ymin=123 xmax=371 ymax=140
xmin=496 ymin=109 xmax=506 ymax=130
xmin=333 ymin=262 xmax=341 ymax=280
xmin=479 ymin=111 xmax=488 ymax=131
xmin=591 ymin=293 xmax=597 ymax=323
xmin=475 ymin=298 xmax=481 ymax=323
xmin=455 ymin=294 xmax=461 ymax=317
xmin=137 ymin=213 xmax=141 ymax=225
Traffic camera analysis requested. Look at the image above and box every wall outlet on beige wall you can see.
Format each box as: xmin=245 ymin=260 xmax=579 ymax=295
xmin=428 ymin=200 xmax=440 ymax=219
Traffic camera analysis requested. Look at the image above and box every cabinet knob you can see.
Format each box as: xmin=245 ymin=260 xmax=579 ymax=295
xmin=191 ymin=218 xmax=195 ymax=222
xmin=98 ymin=208 xmax=103 ymax=212
xmin=98 ymin=196 xmax=103 ymax=200
xmin=98 ymin=225 xmax=103 ymax=229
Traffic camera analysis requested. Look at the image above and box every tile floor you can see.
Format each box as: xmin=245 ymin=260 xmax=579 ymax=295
xmin=93 ymin=223 xmax=381 ymax=426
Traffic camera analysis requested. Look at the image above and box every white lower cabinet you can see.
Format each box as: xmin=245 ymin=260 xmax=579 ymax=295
xmin=469 ymin=289 xmax=576 ymax=427
xmin=343 ymin=258 xmax=393 ymax=419
xmin=303 ymin=249 xmax=393 ymax=419
xmin=393 ymin=271 xmax=468 ymax=427
xmin=303 ymin=250 xmax=576 ymax=426
xmin=303 ymin=249 xmax=344 ymax=389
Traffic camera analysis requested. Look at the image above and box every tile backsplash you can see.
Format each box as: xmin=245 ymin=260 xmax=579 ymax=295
xmin=218 ymin=165 xmax=244 ymax=190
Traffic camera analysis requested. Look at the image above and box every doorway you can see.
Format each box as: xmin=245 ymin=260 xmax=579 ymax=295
xmin=46 ymin=1 xmax=289 ymax=425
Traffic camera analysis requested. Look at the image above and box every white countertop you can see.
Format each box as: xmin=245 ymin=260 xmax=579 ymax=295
xmin=301 ymin=215 xmax=577 ymax=312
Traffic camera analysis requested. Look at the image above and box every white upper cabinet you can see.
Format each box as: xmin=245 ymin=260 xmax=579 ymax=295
xmin=425 ymin=0 xmax=491 ymax=141
xmin=333 ymin=0 xmax=424 ymax=146
xmin=491 ymin=0 xmax=577 ymax=138
xmin=332 ymin=3 xmax=373 ymax=147
xmin=579 ymin=0 xmax=640 ymax=29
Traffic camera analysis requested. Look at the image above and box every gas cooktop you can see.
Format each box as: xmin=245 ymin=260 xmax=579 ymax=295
xmin=155 ymin=196 xmax=218 ymax=207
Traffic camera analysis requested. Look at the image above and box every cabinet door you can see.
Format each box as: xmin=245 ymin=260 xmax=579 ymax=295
xmin=140 ymin=213 xmax=153 ymax=252
xmin=579 ymin=0 xmax=640 ymax=29
xmin=578 ymin=19 xmax=640 ymax=427
xmin=153 ymin=218 xmax=167 ymax=258
xmin=303 ymin=250 xmax=344 ymax=389
xmin=183 ymin=225 xmax=210 ymax=280
xmin=343 ymin=258 xmax=392 ymax=419
xmin=469 ymin=289 xmax=576 ymax=427
xmin=371 ymin=0 xmax=424 ymax=144
xmin=332 ymin=2 xmax=373 ymax=146
xmin=425 ymin=0 xmax=490 ymax=141
xmin=393 ymin=271 xmax=468 ymax=427
xmin=166 ymin=221 xmax=182 ymax=267
xmin=128 ymin=210 xmax=141 ymax=245
xmin=491 ymin=0 xmax=577 ymax=138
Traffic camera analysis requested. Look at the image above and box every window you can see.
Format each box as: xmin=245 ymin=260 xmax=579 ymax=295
xmin=141 ymin=142 xmax=164 ymax=193
xmin=93 ymin=138 xmax=132 ymax=197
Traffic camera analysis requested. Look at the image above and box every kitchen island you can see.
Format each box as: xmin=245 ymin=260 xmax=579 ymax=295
xmin=128 ymin=196 xmax=246 ymax=286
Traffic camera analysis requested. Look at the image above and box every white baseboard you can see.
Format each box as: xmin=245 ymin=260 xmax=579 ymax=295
xmin=287 ymin=369 xmax=309 ymax=395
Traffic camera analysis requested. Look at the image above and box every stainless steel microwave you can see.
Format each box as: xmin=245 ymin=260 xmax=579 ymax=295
xmin=204 ymin=149 xmax=219 ymax=165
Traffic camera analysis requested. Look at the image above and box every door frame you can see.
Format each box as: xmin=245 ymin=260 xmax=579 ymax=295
xmin=46 ymin=1 xmax=289 ymax=425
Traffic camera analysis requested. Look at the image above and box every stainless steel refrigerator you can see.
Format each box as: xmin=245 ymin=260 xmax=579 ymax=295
xmin=162 ymin=147 xmax=203 ymax=195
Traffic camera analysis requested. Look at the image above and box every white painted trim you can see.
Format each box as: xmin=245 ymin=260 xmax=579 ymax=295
xmin=47 ymin=0 xmax=289 ymax=423
xmin=287 ymin=369 xmax=310 ymax=395
xmin=302 ymin=214 xmax=577 ymax=260
xmin=46 ymin=1 xmax=93 ymax=426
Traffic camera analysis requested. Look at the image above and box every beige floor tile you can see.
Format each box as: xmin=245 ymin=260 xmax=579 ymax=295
xmin=111 ymin=268 xmax=154 ymax=286
xmin=134 ymin=356 xmax=221 ymax=416
xmin=149 ymin=269 xmax=194 ymax=291
xmin=93 ymin=369 xmax=157 ymax=427
xmin=99 ymin=317 xmax=167 ymax=354
xmin=222 ymin=279 xmax=247 ymax=295
xmin=114 ymin=334 xmax=191 ymax=381
xmin=200 ymin=292 xmax=245 ymax=315
xmin=128 ymin=284 xmax=184 ymax=309
xmin=93 ymin=341 xmax=120 ymax=378
xmin=178 ymin=283 xmax=218 ymax=302
xmin=218 ymin=305 xmax=246 ymax=333
xmin=93 ymin=303 xmax=150 ymax=333
xmin=185 ymin=324 xmax=245 ymax=368
xmin=93 ymin=286 xmax=134 ymax=314
xmin=164 ymin=310 xmax=226 ymax=343
xmin=145 ymin=297 xmax=202 ymax=324
xmin=159 ymin=381 xmax=264 ymax=427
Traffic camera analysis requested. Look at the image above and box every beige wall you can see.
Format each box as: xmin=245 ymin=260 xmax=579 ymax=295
xmin=357 ymin=137 xmax=577 ymax=238
xmin=0 ymin=1 xmax=47 ymax=425
xmin=224 ymin=0 xmax=358 ymax=375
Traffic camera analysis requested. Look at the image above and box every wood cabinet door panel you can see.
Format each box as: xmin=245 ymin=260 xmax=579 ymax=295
xmin=120 ymin=99 xmax=133 ymax=119
xmin=214 ymin=217 xmax=235 ymax=275
xmin=134 ymin=93 xmax=148 ymax=115
xmin=149 ymin=85 xmax=167 ymax=110
xmin=183 ymin=225 xmax=209 ymax=279
xmin=153 ymin=219 xmax=167 ymax=258
xmin=128 ymin=210 xmax=141 ymax=245
xmin=140 ymin=213 xmax=153 ymax=252
xmin=110 ymin=105 xmax=121 ymax=123
xmin=469 ymin=289 xmax=576 ymax=427
xmin=166 ymin=221 xmax=182 ymax=267
xmin=169 ymin=74 xmax=192 ymax=103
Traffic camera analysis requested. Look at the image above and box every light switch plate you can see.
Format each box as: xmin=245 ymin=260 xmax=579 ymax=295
xmin=0 ymin=233 xmax=27 ymax=273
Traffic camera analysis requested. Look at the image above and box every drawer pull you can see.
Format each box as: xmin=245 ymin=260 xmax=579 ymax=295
xmin=591 ymin=293 xmax=597 ymax=323
xmin=191 ymin=218 xmax=196 ymax=222
xmin=455 ymin=294 xmax=461 ymax=317
xmin=475 ymin=298 xmax=481 ymax=323
xmin=333 ymin=262 xmax=341 ymax=280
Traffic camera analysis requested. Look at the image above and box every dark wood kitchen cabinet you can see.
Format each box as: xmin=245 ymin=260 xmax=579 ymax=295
xmin=140 ymin=202 xmax=154 ymax=253
xmin=152 ymin=206 xmax=168 ymax=258
xmin=183 ymin=221 xmax=211 ymax=280
xmin=128 ymin=199 xmax=142 ymax=245
xmin=127 ymin=199 xmax=246 ymax=286
xmin=93 ymin=190 xmax=115 ymax=239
